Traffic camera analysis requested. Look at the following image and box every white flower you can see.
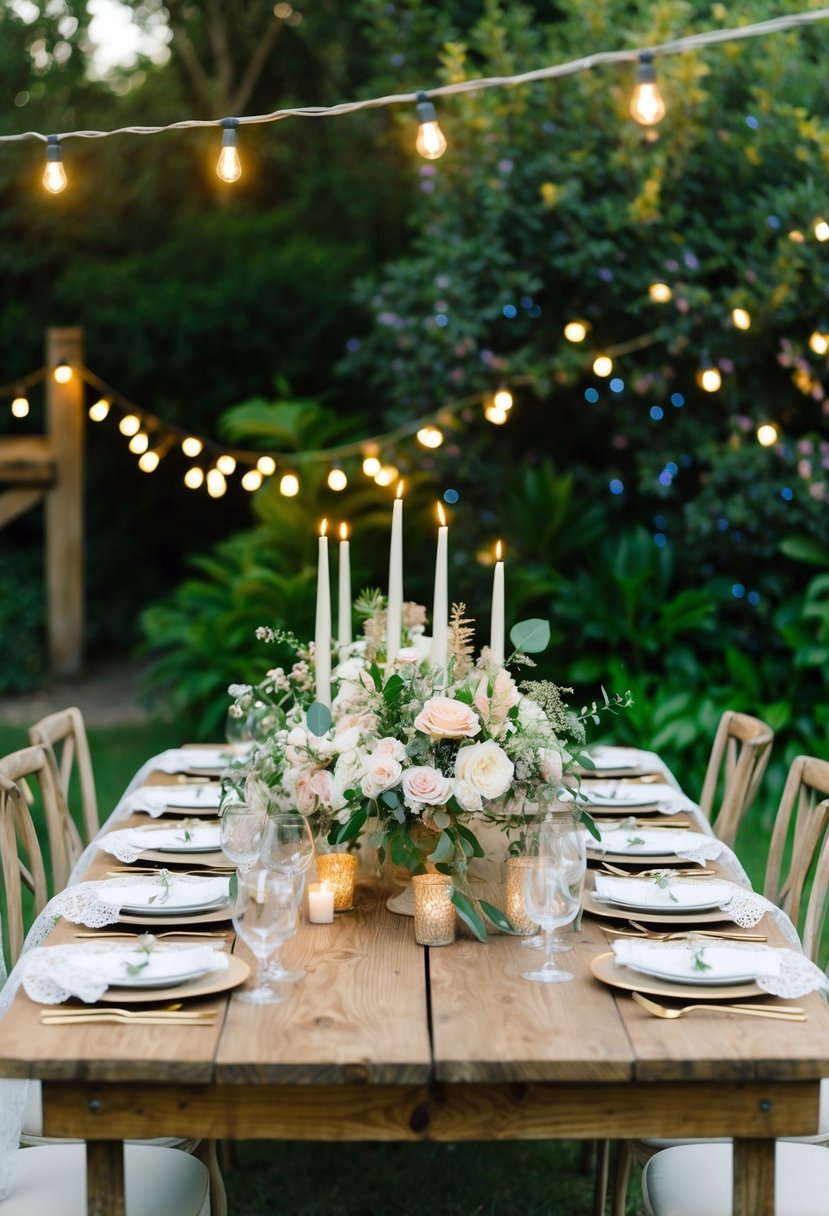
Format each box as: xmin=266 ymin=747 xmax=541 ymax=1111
xmin=538 ymin=747 xmax=564 ymax=784
xmin=455 ymin=740 xmax=514 ymax=802
xmin=374 ymin=736 xmax=407 ymax=762
xmin=227 ymin=683 xmax=251 ymax=698
xmin=401 ymin=766 xmax=454 ymax=807
xmin=414 ymin=696 xmax=481 ymax=740
xmin=332 ymin=726 xmax=361 ymax=754
xmin=393 ymin=646 xmax=422 ymax=665
xmin=517 ymin=696 xmax=547 ymax=728
xmin=454 ymin=778 xmax=482 ymax=813
xmin=361 ymin=755 xmax=403 ymax=799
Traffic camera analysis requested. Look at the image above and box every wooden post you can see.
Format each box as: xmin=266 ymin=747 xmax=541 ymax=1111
xmin=45 ymin=326 xmax=84 ymax=677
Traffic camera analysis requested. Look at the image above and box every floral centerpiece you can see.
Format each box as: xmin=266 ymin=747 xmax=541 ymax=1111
xmin=227 ymin=592 xmax=631 ymax=941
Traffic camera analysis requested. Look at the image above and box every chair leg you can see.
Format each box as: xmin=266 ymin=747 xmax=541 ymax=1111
xmin=592 ymin=1139 xmax=610 ymax=1215
xmin=611 ymin=1139 xmax=633 ymax=1216
xmin=194 ymin=1138 xmax=227 ymax=1216
xmin=578 ymin=1138 xmax=596 ymax=1173
xmin=218 ymin=1139 xmax=237 ymax=1171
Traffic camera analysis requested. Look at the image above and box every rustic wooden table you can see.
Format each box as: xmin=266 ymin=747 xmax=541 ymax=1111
xmin=1 ymin=758 xmax=828 ymax=1216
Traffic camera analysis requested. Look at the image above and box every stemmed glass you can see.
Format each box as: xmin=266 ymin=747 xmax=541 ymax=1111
xmin=259 ymin=812 xmax=316 ymax=983
xmin=232 ymin=869 xmax=298 ymax=1004
xmin=521 ymin=855 xmax=580 ymax=984
xmin=521 ymin=805 xmax=586 ymax=953
xmin=219 ymin=800 xmax=267 ymax=880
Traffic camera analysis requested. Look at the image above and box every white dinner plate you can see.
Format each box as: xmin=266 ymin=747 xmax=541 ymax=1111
xmin=584 ymin=828 xmax=708 ymax=857
xmin=119 ymin=895 xmax=230 ymax=917
xmin=108 ymin=965 xmax=211 ymax=989
xmin=613 ymin=941 xmax=768 ymax=987
xmin=128 ymin=825 xmax=222 ymax=854
xmin=627 ymin=959 xmax=758 ymax=986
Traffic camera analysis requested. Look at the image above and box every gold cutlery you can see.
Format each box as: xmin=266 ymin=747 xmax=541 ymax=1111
xmin=606 ymin=923 xmax=766 ymax=943
xmin=174 ymin=775 xmax=216 ymax=784
xmin=73 ymin=930 xmax=231 ymax=940
xmin=631 ymin=991 xmax=805 ymax=1021
xmin=41 ymin=1013 xmax=216 ymax=1027
xmin=599 ymin=820 xmax=693 ymax=831
xmin=599 ymin=862 xmax=717 ymax=878
xmin=105 ymin=868 xmax=234 ymax=877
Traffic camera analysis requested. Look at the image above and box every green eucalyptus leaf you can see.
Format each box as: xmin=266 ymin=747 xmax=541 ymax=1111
xmin=480 ymin=900 xmax=520 ymax=935
xmin=581 ymin=810 xmax=601 ymax=841
xmin=427 ymin=830 xmax=455 ymax=864
xmin=450 ymin=887 xmax=487 ymax=942
xmin=306 ymin=702 xmax=332 ymax=737
xmin=509 ymin=618 xmax=551 ymax=654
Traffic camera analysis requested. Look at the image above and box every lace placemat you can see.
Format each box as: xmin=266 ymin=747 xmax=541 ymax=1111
xmin=50 ymin=873 xmax=231 ymax=928
xmin=20 ymin=941 xmax=228 ymax=1005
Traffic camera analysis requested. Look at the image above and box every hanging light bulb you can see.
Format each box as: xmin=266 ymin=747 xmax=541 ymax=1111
xmin=184 ymin=466 xmax=204 ymax=489
xmin=88 ymin=397 xmax=110 ymax=422
xmin=11 ymin=393 xmax=29 ymax=418
xmin=564 ymin=320 xmax=589 ymax=342
xmin=374 ymin=465 xmax=398 ymax=486
xmin=216 ymin=118 xmax=241 ymax=183
xmin=696 ymin=352 xmax=722 ymax=392
xmin=138 ymin=450 xmax=160 ymax=472
xmin=118 ymin=414 xmax=141 ymax=436
xmin=808 ymin=327 xmax=829 ymax=355
xmin=181 ymin=436 xmax=203 ymax=458
xmin=731 ymin=307 xmax=752 ymax=330
xmin=414 ymin=91 xmax=447 ymax=160
xmin=129 ymin=431 xmax=149 ymax=454
xmin=362 ymin=454 xmax=381 ymax=477
xmin=416 ymin=425 xmax=444 ymax=449
xmin=593 ymin=354 xmax=613 ymax=377
xmin=648 ymin=282 xmax=672 ymax=303
xmin=241 ymin=468 xmax=263 ymax=492
xmin=43 ymin=135 xmax=67 ymax=194
xmin=756 ymin=423 xmax=778 ymax=447
xmin=216 ymin=454 xmax=237 ymax=475
xmin=206 ymin=468 xmax=227 ymax=498
xmin=484 ymin=404 xmax=508 ymax=425
xmin=256 ymin=455 xmax=276 ymax=476
xmin=53 ymin=362 xmax=72 ymax=384
xmin=630 ymin=52 xmax=666 ymax=126
xmin=814 ymin=218 xmax=829 ymax=242
xmin=493 ymin=387 xmax=513 ymax=412
xmin=280 ymin=471 xmax=300 ymax=496
xmin=327 ymin=466 xmax=348 ymax=491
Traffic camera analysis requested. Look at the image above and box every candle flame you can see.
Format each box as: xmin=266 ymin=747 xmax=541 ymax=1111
xmin=496 ymin=540 xmax=503 ymax=561
xmin=339 ymin=522 xmax=349 ymax=540
xmin=396 ymin=479 xmax=404 ymax=499
xmin=437 ymin=502 xmax=446 ymax=527
xmin=320 ymin=518 xmax=328 ymax=537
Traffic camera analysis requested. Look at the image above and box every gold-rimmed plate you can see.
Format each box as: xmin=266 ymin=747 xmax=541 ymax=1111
xmin=590 ymin=951 xmax=761 ymax=1001
xmin=97 ymin=953 xmax=248 ymax=1004
xmin=582 ymin=888 xmax=733 ymax=929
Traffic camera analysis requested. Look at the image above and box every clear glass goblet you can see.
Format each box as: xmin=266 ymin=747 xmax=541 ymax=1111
xmin=219 ymin=801 xmax=267 ymax=879
xmin=260 ymin=813 xmax=316 ymax=982
xmin=232 ymin=869 xmax=297 ymax=1004
xmin=521 ymin=805 xmax=586 ymax=953
xmin=521 ymin=855 xmax=580 ymax=984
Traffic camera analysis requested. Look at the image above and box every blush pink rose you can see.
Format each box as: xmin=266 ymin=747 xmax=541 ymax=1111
xmin=310 ymin=768 xmax=334 ymax=806
xmin=361 ymin=755 xmax=403 ymax=799
xmin=473 ymin=669 xmax=521 ymax=723
xmin=538 ymin=747 xmax=563 ymax=784
xmin=293 ymin=772 xmax=317 ymax=814
xmin=402 ymin=766 xmax=454 ymax=806
xmin=413 ymin=696 xmax=481 ymax=740
xmin=374 ymin=737 xmax=407 ymax=762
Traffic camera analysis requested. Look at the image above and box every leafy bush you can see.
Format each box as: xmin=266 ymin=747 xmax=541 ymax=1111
xmin=0 ymin=550 xmax=45 ymax=694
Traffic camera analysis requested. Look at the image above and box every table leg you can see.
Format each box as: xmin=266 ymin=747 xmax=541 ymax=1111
xmin=733 ymin=1138 xmax=774 ymax=1216
xmin=86 ymin=1140 xmax=125 ymax=1216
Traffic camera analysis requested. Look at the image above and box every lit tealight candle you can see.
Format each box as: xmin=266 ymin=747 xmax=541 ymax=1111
xmin=307 ymin=882 xmax=335 ymax=924
xmin=490 ymin=540 xmax=505 ymax=666
xmin=338 ymin=522 xmax=352 ymax=658
xmin=315 ymin=519 xmax=332 ymax=708
xmin=386 ymin=481 xmax=404 ymax=665
xmin=429 ymin=502 xmax=448 ymax=672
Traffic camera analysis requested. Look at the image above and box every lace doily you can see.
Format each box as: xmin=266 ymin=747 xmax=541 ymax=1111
xmin=50 ymin=874 xmax=230 ymax=928
xmin=20 ymin=941 xmax=228 ymax=1005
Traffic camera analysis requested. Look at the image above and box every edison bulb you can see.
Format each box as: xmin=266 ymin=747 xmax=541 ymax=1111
xmin=280 ymin=472 xmax=300 ymax=496
xmin=184 ymin=467 xmax=204 ymax=489
xmin=181 ymin=436 xmax=203 ymax=458
xmin=256 ymin=455 xmax=276 ymax=476
xmin=648 ymin=282 xmax=672 ymax=303
xmin=89 ymin=397 xmax=109 ymax=422
xmin=731 ymin=307 xmax=751 ymax=330
xmin=630 ymin=54 xmax=666 ymax=126
xmin=374 ymin=465 xmax=398 ymax=486
xmin=564 ymin=320 xmax=588 ymax=343
xmin=756 ymin=423 xmax=778 ymax=447
xmin=11 ymin=395 xmax=29 ymax=418
xmin=327 ymin=467 xmax=348 ymax=491
xmin=217 ymin=144 xmax=241 ymax=183
xmin=593 ymin=355 xmax=613 ymax=377
xmin=216 ymin=454 xmax=236 ymax=475
xmin=416 ymin=425 xmax=443 ymax=449
xmin=241 ymin=469 xmax=262 ymax=492
xmin=138 ymin=451 xmax=160 ymax=472
xmin=485 ymin=405 xmax=508 ymax=425
xmin=814 ymin=218 xmax=829 ymax=242
xmin=53 ymin=362 xmax=72 ymax=384
xmin=493 ymin=388 xmax=513 ymax=412
xmin=415 ymin=92 xmax=447 ymax=160
xmin=362 ymin=455 xmax=381 ymax=477
xmin=206 ymin=468 xmax=227 ymax=498
xmin=119 ymin=414 xmax=141 ymax=436
xmin=129 ymin=432 xmax=149 ymax=454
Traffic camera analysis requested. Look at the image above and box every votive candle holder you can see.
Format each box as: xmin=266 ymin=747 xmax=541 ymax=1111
xmin=315 ymin=852 xmax=357 ymax=911
xmin=412 ymin=873 xmax=455 ymax=946
xmin=504 ymin=857 xmax=540 ymax=935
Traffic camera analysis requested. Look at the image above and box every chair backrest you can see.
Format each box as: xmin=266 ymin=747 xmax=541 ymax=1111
xmin=0 ymin=774 xmax=48 ymax=971
xmin=698 ymin=710 xmax=774 ymax=849
xmin=0 ymin=744 xmax=81 ymax=893
xmin=29 ymin=706 xmax=99 ymax=846
xmin=763 ymin=754 xmax=829 ymax=959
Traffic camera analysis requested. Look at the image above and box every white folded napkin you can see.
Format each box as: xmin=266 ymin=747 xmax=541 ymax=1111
xmin=93 ymin=874 xmax=230 ymax=912
xmin=124 ymin=784 xmax=222 ymax=816
xmin=21 ymin=942 xmax=228 ymax=1004
xmin=583 ymin=827 xmax=713 ymax=856
xmin=613 ymin=938 xmax=775 ymax=983
xmin=124 ymin=824 xmax=222 ymax=852
xmin=594 ymin=874 xmax=734 ymax=910
xmin=583 ymin=781 xmax=696 ymax=812
xmin=71 ymin=944 xmax=227 ymax=986
xmin=583 ymin=746 xmax=649 ymax=771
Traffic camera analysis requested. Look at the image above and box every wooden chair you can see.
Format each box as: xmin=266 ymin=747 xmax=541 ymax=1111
xmin=611 ymin=753 xmax=829 ymax=1216
xmin=0 ymin=774 xmax=49 ymax=974
xmin=0 ymin=743 xmax=80 ymax=894
xmin=698 ymin=709 xmax=774 ymax=849
xmin=29 ymin=706 xmax=99 ymax=849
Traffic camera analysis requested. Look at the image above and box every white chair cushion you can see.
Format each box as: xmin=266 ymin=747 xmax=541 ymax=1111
xmin=1 ymin=1144 xmax=210 ymax=1216
xmin=642 ymin=1141 xmax=829 ymax=1216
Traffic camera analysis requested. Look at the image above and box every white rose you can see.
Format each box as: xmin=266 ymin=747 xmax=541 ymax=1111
xmin=401 ymin=766 xmax=454 ymax=807
xmin=454 ymin=740 xmax=514 ymax=801
xmin=454 ymin=778 xmax=482 ymax=813
xmin=374 ymin=736 xmax=407 ymax=762
xmin=332 ymin=726 xmax=361 ymax=754
xmin=393 ymin=647 xmax=422 ymax=665
xmin=517 ymin=696 xmax=547 ymax=728
xmin=361 ymin=755 xmax=403 ymax=799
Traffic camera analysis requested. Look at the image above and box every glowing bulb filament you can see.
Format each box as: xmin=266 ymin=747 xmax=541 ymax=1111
xmin=630 ymin=53 xmax=666 ymax=126
xmin=415 ymin=92 xmax=447 ymax=160
xmin=43 ymin=135 xmax=67 ymax=194
xmin=217 ymin=119 xmax=242 ymax=183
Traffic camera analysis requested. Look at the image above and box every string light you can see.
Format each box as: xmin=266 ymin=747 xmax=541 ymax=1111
xmin=184 ymin=466 xmax=205 ymax=489
xmin=206 ymin=468 xmax=227 ymax=497
xmin=241 ymin=469 xmax=263 ymax=491
xmin=280 ymin=471 xmax=300 ymax=496
xmin=756 ymin=423 xmax=778 ymax=446
xmin=414 ymin=91 xmax=447 ymax=160
xmin=630 ymin=51 xmax=666 ymax=126
xmin=731 ymin=307 xmax=752 ymax=330
xmin=118 ymin=414 xmax=141 ymax=436
xmin=493 ymin=387 xmax=514 ymax=412
xmin=216 ymin=454 xmax=237 ymax=475
xmin=484 ymin=403 xmax=508 ymax=425
xmin=53 ymin=361 xmax=72 ymax=384
xmin=564 ymin=320 xmax=589 ymax=342
xmin=808 ymin=327 xmax=829 ymax=355
xmin=648 ymin=282 xmax=672 ymax=303
xmin=128 ymin=431 xmax=150 ymax=454
xmin=593 ymin=354 xmax=613 ymax=377
xmin=216 ymin=118 xmax=241 ymax=183
xmin=181 ymin=436 xmax=203 ymax=458
xmin=256 ymin=455 xmax=276 ymax=476
xmin=327 ymin=465 xmax=348 ymax=490
xmin=138 ymin=450 xmax=160 ymax=472
xmin=362 ymin=454 xmax=382 ymax=477
xmin=11 ymin=393 xmax=29 ymax=418
xmin=814 ymin=217 xmax=829 ymax=242
xmin=416 ymin=425 xmax=443 ymax=448
xmin=696 ymin=352 xmax=722 ymax=392
xmin=88 ymin=397 xmax=110 ymax=421
xmin=374 ymin=465 xmax=398 ymax=486
xmin=42 ymin=135 xmax=67 ymax=194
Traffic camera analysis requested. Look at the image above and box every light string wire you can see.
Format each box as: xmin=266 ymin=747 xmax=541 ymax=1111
xmin=1 ymin=9 xmax=828 ymax=146
xmin=0 ymin=368 xmax=47 ymax=396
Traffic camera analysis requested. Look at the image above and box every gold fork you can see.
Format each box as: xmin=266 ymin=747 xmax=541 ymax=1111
xmin=627 ymin=920 xmax=767 ymax=942
xmin=599 ymin=862 xmax=716 ymax=878
xmin=73 ymin=930 xmax=231 ymax=940
xmin=631 ymin=991 xmax=805 ymax=1021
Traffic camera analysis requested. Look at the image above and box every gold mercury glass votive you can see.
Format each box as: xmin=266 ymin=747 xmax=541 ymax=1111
xmin=504 ymin=857 xmax=541 ymax=935
xmin=315 ymin=852 xmax=358 ymax=911
xmin=412 ymin=874 xmax=456 ymax=946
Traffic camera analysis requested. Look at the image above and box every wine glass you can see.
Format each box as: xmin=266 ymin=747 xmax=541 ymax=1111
xmin=225 ymin=707 xmax=251 ymax=747
xmin=232 ymin=869 xmax=298 ymax=1004
xmin=260 ymin=813 xmax=316 ymax=983
xmin=521 ymin=855 xmax=580 ymax=984
xmin=219 ymin=801 xmax=267 ymax=879
xmin=521 ymin=806 xmax=586 ymax=953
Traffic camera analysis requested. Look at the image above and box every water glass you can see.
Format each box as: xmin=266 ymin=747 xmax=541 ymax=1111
xmin=219 ymin=801 xmax=267 ymax=878
xmin=232 ymin=869 xmax=298 ymax=1004
xmin=521 ymin=856 xmax=580 ymax=984
xmin=521 ymin=806 xmax=586 ymax=953
xmin=260 ymin=813 xmax=316 ymax=982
